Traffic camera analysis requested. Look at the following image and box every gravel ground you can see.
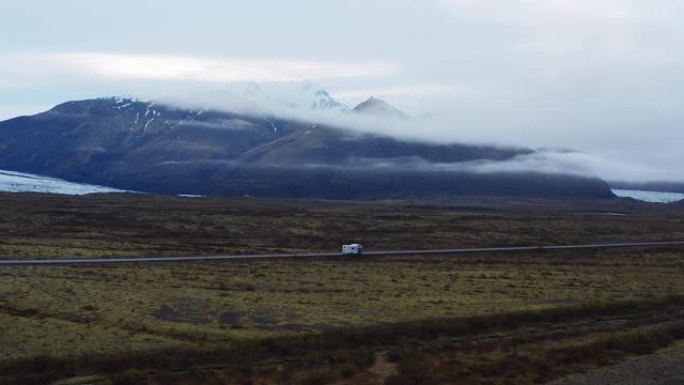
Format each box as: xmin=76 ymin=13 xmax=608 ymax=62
xmin=547 ymin=343 xmax=684 ymax=385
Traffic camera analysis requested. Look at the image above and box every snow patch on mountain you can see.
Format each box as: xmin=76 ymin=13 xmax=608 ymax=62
xmin=0 ymin=170 xmax=129 ymax=195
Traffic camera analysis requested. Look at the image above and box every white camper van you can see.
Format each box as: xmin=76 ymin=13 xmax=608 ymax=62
xmin=341 ymin=244 xmax=364 ymax=255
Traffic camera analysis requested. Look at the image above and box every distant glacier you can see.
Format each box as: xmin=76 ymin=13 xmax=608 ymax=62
xmin=0 ymin=170 xmax=128 ymax=195
xmin=612 ymin=189 xmax=684 ymax=203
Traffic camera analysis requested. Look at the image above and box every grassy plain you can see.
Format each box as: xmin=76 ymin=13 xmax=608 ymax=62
xmin=0 ymin=193 xmax=683 ymax=384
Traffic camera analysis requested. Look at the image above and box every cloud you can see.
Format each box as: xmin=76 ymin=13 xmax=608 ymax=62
xmin=150 ymin=85 xmax=671 ymax=183
xmin=438 ymin=0 xmax=646 ymax=23
xmin=142 ymin=77 xmax=683 ymax=185
xmin=46 ymin=52 xmax=396 ymax=83
xmin=280 ymin=150 xmax=684 ymax=183
xmin=438 ymin=0 xmax=656 ymax=60
xmin=171 ymin=118 xmax=256 ymax=131
xmin=0 ymin=51 xmax=396 ymax=91
xmin=157 ymin=159 xmax=237 ymax=166
xmin=458 ymin=151 xmax=684 ymax=182
xmin=333 ymin=84 xmax=460 ymax=100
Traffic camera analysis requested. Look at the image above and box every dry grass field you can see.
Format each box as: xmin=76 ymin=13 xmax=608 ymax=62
xmin=1 ymin=193 xmax=683 ymax=260
xmin=0 ymin=192 xmax=683 ymax=384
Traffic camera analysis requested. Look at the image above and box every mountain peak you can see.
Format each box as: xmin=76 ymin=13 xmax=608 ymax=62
xmin=352 ymin=97 xmax=407 ymax=119
xmin=311 ymin=89 xmax=348 ymax=111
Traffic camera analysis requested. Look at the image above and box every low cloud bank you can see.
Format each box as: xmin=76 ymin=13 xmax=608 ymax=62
xmin=274 ymin=151 xmax=677 ymax=182
xmin=154 ymin=83 xmax=683 ymax=184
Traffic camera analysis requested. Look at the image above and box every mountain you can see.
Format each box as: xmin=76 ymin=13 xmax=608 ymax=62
xmin=352 ymin=97 xmax=408 ymax=119
xmin=0 ymin=96 xmax=615 ymax=199
xmin=0 ymin=169 xmax=127 ymax=195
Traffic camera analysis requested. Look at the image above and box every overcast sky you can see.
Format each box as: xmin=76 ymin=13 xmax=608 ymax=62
xmin=1 ymin=0 xmax=683 ymax=182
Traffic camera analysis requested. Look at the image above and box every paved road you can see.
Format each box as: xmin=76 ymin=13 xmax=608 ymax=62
xmin=0 ymin=241 xmax=683 ymax=266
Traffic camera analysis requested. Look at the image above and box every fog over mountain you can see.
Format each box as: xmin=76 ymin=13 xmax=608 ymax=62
xmin=150 ymin=82 xmax=679 ymax=184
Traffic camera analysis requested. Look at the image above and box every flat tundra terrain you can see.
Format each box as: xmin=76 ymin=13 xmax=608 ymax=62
xmin=0 ymin=193 xmax=683 ymax=385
